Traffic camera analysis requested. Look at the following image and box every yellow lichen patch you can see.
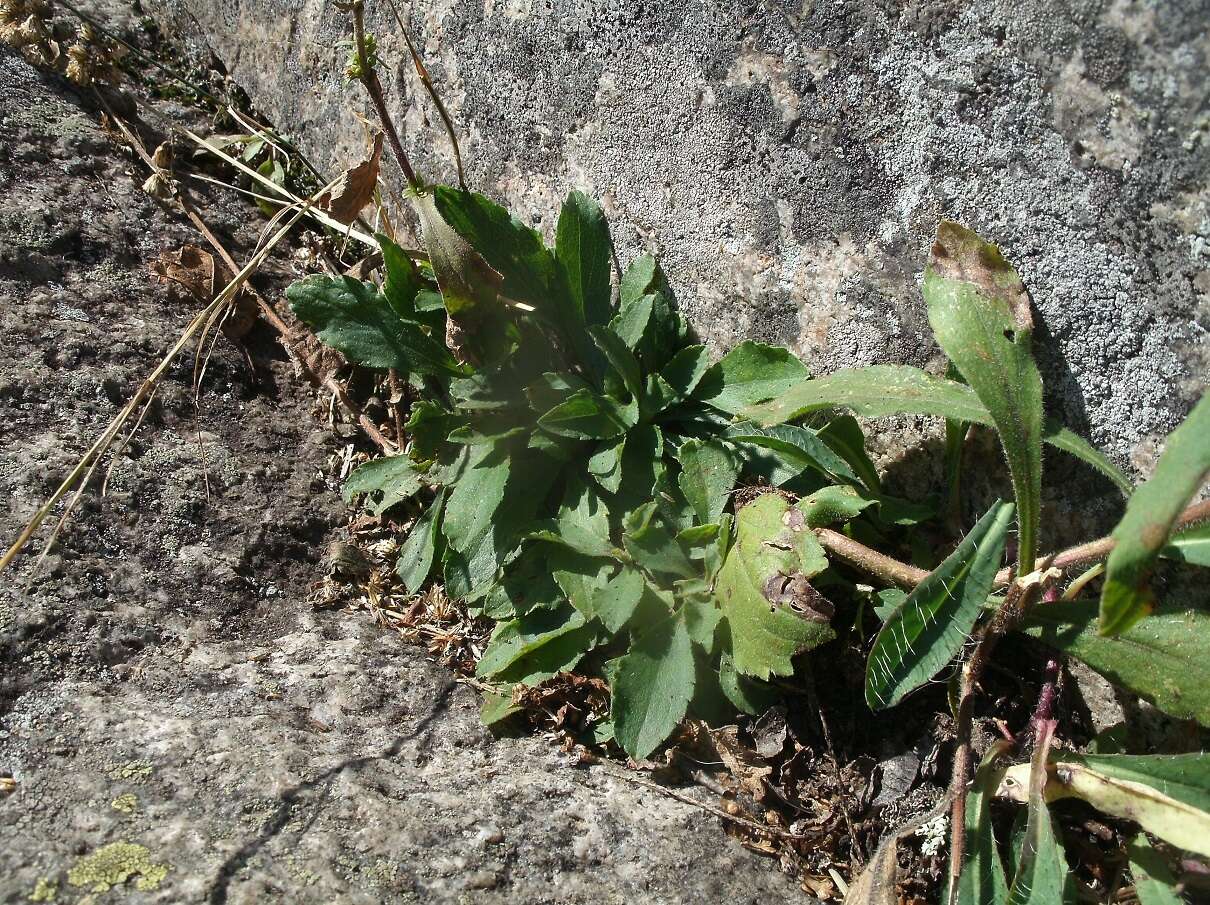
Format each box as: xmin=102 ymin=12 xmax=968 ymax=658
xmin=28 ymin=876 xmax=57 ymax=902
xmin=106 ymin=760 xmax=153 ymax=782
xmin=110 ymin=793 xmax=138 ymax=814
xmin=66 ymin=842 xmax=169 ymax=893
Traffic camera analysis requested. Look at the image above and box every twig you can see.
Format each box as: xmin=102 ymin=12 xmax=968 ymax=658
xmin=345 ymin=0 xmax=422 ymax=192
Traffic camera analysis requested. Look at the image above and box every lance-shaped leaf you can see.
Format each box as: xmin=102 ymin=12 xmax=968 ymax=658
xmin=411 ymin=192 xmax=502 ymax=318
xmin=377 ymin=232 xmax=424 ymax=320
xmin=726 ymin=422 xmax=861 ymax=486
xmin=341 ymin=454 xmax=426 ymax=516
xmin=742 ymin=365 xmax=1130 ymax=496
xmin=713 ymin=494 xmax=833 ymax=679
xmin=1101 ymin=392 xmax=1210 ymax=635
xmin=1127 ymin=835 xmax=1184 ymax=905
xmin=1164 ymin=522 xmax=1210 ymax=567
xmin=797 ymin=485 xmax=875 ymax=528
xmin=538 ymin=388 xmax=637 ymax=439
xmin=396 ymin=488 xmax=445 ymax=593
xmin=953 ymin=742 xmax=1011 ymax=905
xmin=1005 ymin=720 xmax=1075 ymax=905
xmin=1020 ymin=600 xmax=1210 ymax=727
xmin=287 ymin=274 xmax=464 ymax=377
xmin=676 ymin=438 xmax=740 ymax=524
xmin=999 ymin=751 xmax=1210 ymax=858
xmin=609 ymin=612 xmax=695 ymax=759
xmin=818 ymin=415 xmax=881 ymax=494
xmin=865 ymin=501 xmax=1014 ymax=710
xmin=556 ymin=190 xmax=613 ymax=328
xmin=923 ymin=222 xmax=1043 ymax=571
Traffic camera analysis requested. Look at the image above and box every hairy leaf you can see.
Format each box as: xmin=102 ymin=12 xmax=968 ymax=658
xmin=1126 ymin=836 xmax=1184 ymax=905
xmin=714 ymin=494 xmax=833 ymax=679
xmin=676 ymin=439 xmax=740 ymax=524
xmin=797 ymin=485 xmax=874 ymax=528
xmin=1006 ymin=721 xmax=1074 ymax=904
xmin=1165 ymin=522 xmax=1210 ymax=566
xmin=556 ymin=190 xmax=613 ymax=328
xmin=396 ymin=488 xmax=445 ymax=593
xmin=1021 ymin=600 xmax=1210 ymax=727
xmin=726 ymin=422 xmax=860 ymax=486
xmin=697 ymin=341 xmax=810 ymax=415
xmin=923 ymin=222 xmax=1043 ymax=570
xmin=587 ymin=435 xmax=625 ymax=494
xmin=341 ymin=455 xmax=425 ymax=516
xmin=623 ymin=503 xmax=695 ymax=579
xmin=551 ymin=548 xmax=615 ymax=617
xmin=865 ymin=501 xmax=1013 ymax=710
xmin=619 ymin=253 xmax=663 ymax=307
xmin=1000 ymin=751 xmax=1210 ymax=858
xmin=476 ymin=604 xmax=595 ymax=684
xmin=589 ymin=324 xmax=643 ymax=401
xmin=954 ymin=742 xmax=1011 ymax=905
xmin=660 ymin=345 xmax=710 ymax=397
xmin=287 ymin=274 xmax=463 ymax=377
xmin=818 ymin=415 xmax=881 ymax=493
xmin=412 ymin=192 xmax=502 ymax=318
xmin=610 ymin=613 xmax=695 ymax=759
xmin=592 ymin=565 xmax=646 ymax=632
xmin=1101 ymin=392 xmax=1210 ymax=635
xmin=529 ymin=477 xmax=614 ymax=558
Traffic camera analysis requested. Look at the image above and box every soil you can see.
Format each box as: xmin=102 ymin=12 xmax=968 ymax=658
xmin=0 ymin=14 xmax=803 ymax=905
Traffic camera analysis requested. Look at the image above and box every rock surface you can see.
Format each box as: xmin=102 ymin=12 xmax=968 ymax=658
xmin=0 ymin=42 xmax=801 ymax=905
xmin=150 ymin=0 xmax=1209 ymax=482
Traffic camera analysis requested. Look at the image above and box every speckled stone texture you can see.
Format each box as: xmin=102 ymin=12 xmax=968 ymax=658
xmin=151 ymin=0 xmax=1208 ymax=480
xmin=0 ymin=41 xmax=802 ymax=905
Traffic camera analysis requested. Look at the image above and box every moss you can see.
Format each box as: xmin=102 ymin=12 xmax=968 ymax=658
xmin=28 ymin=876 xmax=56 ymax=902
xmin=66 ymin=842 xmax=169 ymax=893
xmin=110 ymin=793 xmax=138 ymax=814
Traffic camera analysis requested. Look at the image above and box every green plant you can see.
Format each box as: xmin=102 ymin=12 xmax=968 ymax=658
xmin=285 ymin=8 xmax=1210 ymax=903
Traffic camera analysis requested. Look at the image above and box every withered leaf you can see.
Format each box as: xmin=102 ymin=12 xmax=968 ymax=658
xmin=320 ymin=132 xmax=383 ymax=225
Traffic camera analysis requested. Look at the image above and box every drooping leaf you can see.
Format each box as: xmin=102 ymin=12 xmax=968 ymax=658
xmin=696 ymin=341 xmax=810 ymax=415
xmin=396 ymin=488 xmax=445 ymax=593
xmin=556 ymin=190 xmax=613 ymax=328
xmin=717 ymin=649 xmax=777 ymax=715
xmin=713 ymin=494 xmax=833 ymax=679
xmin=676 ymin=439 xmax=740 ymax=524
xmin=609 ymin=612 xmax=695 ymax=759
xmin=476 ymin=604 xmax=595 ymax=684
xmin=1005 ymin=721 xmax=1075 ymax=905
xmin=287 ymin=274 xmax=463 ymax=377
xmin=1126 ymin=835 xmax=1184 ymax=905
xmin=865 ymin=501 xmax=1014 ymax=710
xmin=341 ymin=455 xmax=426 ymax=516
xmin=1164 ymin=522 xmax=1210 ymax=567
xmin=953 ymin=742 xmax=1011 ymax=905
xmin=1101 ymin=392 xmax=1210 ymax=635
xmin=999 ymin=751 xmax=1210 ymax=859
xmin=796 ymin=485 xmax=875 ymax=528
xmin=726 ymin=422 xmax=861 ymax=486
xmin=1020 ymin=600 xmax=1210 ymax=727
xmin=818 ymin=414 xmax=881 ymax=494
xmin=538 ymin=388 xmax=637 ymax=439
xmin=923 ymin=222 xmax=1043 ymax=570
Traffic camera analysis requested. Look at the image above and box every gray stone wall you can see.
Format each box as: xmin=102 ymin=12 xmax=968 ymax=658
xmin=152 ymin=0 xmax=1208 ymax=472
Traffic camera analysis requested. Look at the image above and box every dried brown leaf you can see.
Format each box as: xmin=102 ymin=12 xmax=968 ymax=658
xmin=320 ymin=132 xmax=383 ymax=225
xmin=711 ymin=725 xmax=773 ymax=800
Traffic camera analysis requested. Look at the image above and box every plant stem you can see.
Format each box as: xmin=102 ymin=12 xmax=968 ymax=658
xmin=348 ymin=0 xmax=422 ymax=193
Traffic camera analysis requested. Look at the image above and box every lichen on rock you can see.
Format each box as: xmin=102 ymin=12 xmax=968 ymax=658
xmin=66 ymin=842 xmax=169 ymax=894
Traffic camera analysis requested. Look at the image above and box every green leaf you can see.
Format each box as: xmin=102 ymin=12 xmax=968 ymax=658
xmin=623 ymin=503 xmax=695 ymax=579
xmin=1006 ymin=723 xmax=1075 ymax=905
xmin=589 ymin=324 xmax=643 ymax=401
xmin=796 ymin=485 xmax=874 ymax=528
xmin=609 ymin=291 xmax=654 ymax=349
xmin=483 ymin=547 xmax=563 ymax=619
xmin=682 ymin=596 xmax=723 ymax=652
xmin=717 ymin=648 xmax=777 ymax=715
xmin=255 ymin=157 xmax=285 ymax=216
xmin=1165 ymin=522 xmax=1210 ymax=566
xmin=1022 ymin=600 xmax=1210 ymax=727
xmin=1101 ymin=392 xmax=1210 ymax=635
xmin=538 ymin=388 xmax=637 ymax=439
xmin=609 ymin=613 xmax=695 ymax=759
xmin=1127 ymin=835 xmax=1184 ymax=905
xmin=587 ymin=435 xmax=626 ymax=494
xmin=713 ymin=494 xmax=833 ymax=679
xmin=378 ymin=232 xmax=424 ymax=319
xmin=528 ymin=476 xmax=614 ymax=558
xmin=954 ymin=742 xmax=1011 ymax=905
xmin=1000 ymin=751 xmax=1210 ymax=859
xmin=441 ymin=443 xmax=557 ymax=598
xmin=396 ymin=488 xmax=445 ymax=593
xmin=411 ymin=191 xmax=503 ymax=319
xmin=476 ymin=604 xmax=595 ymax=684
xmin=341 ymin=455 xmax=425 ymax=516
xmin=923 ymin=222 xmax=1043 ymax=570
xmin=592 ymin=566 xmax=646 ymax=632
xmin=405 ymin=400 xmax=464 ymax=461
xmin=696 ymin=341 xmax=810 ymax=416
xmin=524 ymin=371 xmax=590 ymax=413
xmin=550 ymin=548 xmax=615 ymax=618
xmin=726 ymin=422 xmax=860 ymax=486
xmin=660 ymin=345 xmax=710 ymax=397
xmin=556 ymin=190 xmax=613 ymax=328
xmin=287 ymin=274 xmax=463 ymax=377
xmin=865 ymin=501 xmax=1014 ymax=710
xmin=744 ymin=364 xmax=1128 ymax=498
xmin=676 ymin=439 xmax=740 ymax=524
xmin=818 ymin=414 xmax=881 ymax=493
xmin=619 ymin=253 xmax=663 ymax=307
